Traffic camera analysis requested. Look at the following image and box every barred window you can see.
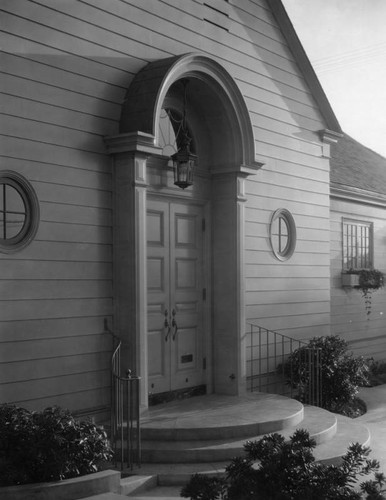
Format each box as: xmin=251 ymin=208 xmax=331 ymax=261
xmin=343 ymin=219 xmax=373 ymax=270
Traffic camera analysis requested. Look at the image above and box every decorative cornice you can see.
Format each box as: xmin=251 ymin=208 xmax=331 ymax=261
xmin=104 ymin=132 xmax=163 ymax=155
xmin=331 ymin=183 xmax=386 ymax=208
xmin=211 ymin=162 xmax=264 ymax=177
xmin=239 ymin=162 xmax=265 ymax=175
xmin=320 ymin=129 xmax=343 ymax=145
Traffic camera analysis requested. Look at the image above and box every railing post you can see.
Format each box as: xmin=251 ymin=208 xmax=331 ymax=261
xmin=136 ymin=377 xmax=141 ymax=466
xmin=127 ymin=370 xmax=131 ymax=469
xmin=289 ymin=338 xmax=293 ymax=399
xmin=111 ymin=340 xmax=141 ymax=471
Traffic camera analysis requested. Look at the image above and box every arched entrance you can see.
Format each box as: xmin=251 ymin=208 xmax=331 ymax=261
xmin=105 ymin=53 xmax=262 ymax=409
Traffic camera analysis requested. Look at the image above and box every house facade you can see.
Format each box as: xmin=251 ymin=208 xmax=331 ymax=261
xmin=330 ymin=135 xmax=386 ymax=360
xmin=1 ymin=0 xmax=383 ymax=419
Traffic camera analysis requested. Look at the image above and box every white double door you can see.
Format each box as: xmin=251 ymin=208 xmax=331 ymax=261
xmin=146 ymin=197 xmax=206 ymax=395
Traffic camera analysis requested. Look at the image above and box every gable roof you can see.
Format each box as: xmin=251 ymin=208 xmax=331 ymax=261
xmin=271 ymin=0 xmax=342 ymax=135
xmin=331 ymin=134 xmax=386 ymax=200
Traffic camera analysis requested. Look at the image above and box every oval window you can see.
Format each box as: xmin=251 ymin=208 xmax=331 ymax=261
xmin=270 ymin=209 xmax=296 ymax=261
xmin=0 ymin=171 xmax=40 ymax=253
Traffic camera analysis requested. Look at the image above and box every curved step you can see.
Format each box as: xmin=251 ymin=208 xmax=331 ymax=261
xmin=314 ymin=415 xmax=370 ymax=465
xmin=129 ymin=415 xmax=370 ymax=486
xmin=141 ymin=393 xmax=304 ymax=441
xmin=140 ymin=406 xmax=337 ymax=463
xmin=280 ymin=405 xmax=337 ymax=445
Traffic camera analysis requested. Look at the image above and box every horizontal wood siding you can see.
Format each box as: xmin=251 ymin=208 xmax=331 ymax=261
xmin=0 ymin=0 xmax=118 ymax=413
xmin=1 ymin=0 xmax=332 ymax=409
xmin=330 ymin=198 xmax=386 ymax=360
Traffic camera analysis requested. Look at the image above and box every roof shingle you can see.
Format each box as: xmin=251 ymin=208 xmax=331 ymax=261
xmin=330 ymin=134 xmax=386 ymax=196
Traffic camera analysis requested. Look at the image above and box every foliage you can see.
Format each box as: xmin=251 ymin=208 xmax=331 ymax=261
xmin=282 ymin=335 xmax=369 ymax=412
xmin=358 ymin=269 xmax=384 ymax=295
xmin=181 ymin=429 xmax=386 ymax=500
xmin=367 ymin=359 xmax=386 ymax=387
xmin=0 ymin=404 xmax=113 ymax=486
xmin=359 ymin=269 xmax=384 ymax=317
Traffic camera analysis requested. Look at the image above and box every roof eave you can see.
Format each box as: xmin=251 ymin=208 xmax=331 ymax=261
xmin=331 ymin=183 xmax=386 ymax=208
xmin=269 ymin=0 xmax=343 ymax=135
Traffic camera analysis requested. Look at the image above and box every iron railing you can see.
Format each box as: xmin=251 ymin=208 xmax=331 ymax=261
xmin=111 ymin=339 xmax=141 ymax=470
xmin=246 ymin=323 xmax=322 ymax=407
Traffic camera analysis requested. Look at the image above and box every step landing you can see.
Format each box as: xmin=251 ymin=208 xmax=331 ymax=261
xmin=120 ymin=393 xmax=370 ymax=492
xmin=140 ymin=392 xmax=304 ymax=441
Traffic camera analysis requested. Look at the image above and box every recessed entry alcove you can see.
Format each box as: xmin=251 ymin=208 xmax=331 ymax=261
xmin=105 ymin=53 xmax=262 ymax=408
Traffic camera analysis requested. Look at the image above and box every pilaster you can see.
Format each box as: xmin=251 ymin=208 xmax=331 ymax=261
xmin=211 ymin=171 xmax=249 ymax=395
xmin=105 ymin=132 xmax=161 ymax=408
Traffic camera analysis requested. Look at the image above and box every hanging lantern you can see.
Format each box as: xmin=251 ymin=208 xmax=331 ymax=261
xmin=171 ymin=80 xmax=197 ymax=189
xmin=171 ymin=129 xmax=197 ymax=189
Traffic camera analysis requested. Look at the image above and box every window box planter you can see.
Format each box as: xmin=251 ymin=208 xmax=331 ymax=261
xmin=342 ymin=272 xmax=360 ymax=288
xmin=342 ymin=269 xmax=384 ymax=290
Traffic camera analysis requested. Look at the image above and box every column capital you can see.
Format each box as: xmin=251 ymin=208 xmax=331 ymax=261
xmin=104 ymin=131 xmax=163 ymax=156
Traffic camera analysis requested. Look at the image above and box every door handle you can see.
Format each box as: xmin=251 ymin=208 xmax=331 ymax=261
xmin=164 ymin=309 xmax=171 ymax=341
xmin=172 ymin=317 xmax=178 ymax=341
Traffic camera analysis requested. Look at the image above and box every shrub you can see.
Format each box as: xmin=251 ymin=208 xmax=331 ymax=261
xmin=181 ymin=429 xmax=386 ymax=500
xmin=283 ymin=335 xmax=369 ymax=412
xmin=0 ymin=404 xmax=113 ymax=486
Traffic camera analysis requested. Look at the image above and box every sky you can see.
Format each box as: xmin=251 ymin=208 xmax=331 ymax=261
xmin=281 ymin=0 xmax=386 ymax=158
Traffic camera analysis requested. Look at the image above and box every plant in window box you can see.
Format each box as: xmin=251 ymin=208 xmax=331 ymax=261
xmin=358 ymin=269 xmax=384 ymax=317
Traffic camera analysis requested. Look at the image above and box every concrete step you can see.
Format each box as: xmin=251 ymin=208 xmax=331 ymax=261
xmin=314 ymin=414 xmax=371 ymax=465
xmin=139 ymin=405 xmax=337 ymax=463
xmin=112 ymin=392 xmax=371 ymax=498
xmin=128 ymin=486 xmax=181 ymax=499
xmin=122 ymin=414 xmax=370 ymax=487
xmin=120 ymin=475 xmax=158 ymax=496
xmin=81 ymin=494 xmax=131 ymax=500
xmin=140 ymin=393 xmax=304 ymax=441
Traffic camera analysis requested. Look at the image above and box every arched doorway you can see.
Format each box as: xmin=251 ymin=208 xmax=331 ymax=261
xmin=105 ymin=53 xmax=262 ymax=408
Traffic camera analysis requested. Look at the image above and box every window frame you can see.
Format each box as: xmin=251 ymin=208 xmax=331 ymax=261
xmin=0 ymin=171 xmax=40 ymax=253
xmin=342 ymin=218 xmax=373 ymax=271
xmin=269 ymin=208 xmax=297 ymax=261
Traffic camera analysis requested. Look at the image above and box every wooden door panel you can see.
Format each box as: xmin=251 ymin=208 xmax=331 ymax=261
xmin=147 ymin=329 xmax=166 ymax=377
xmin=147 ymin=198 xmax=205 ymax=396
xmin=147 ymin=208 xmax=165 ymax=246
xmin=170 ymin=203 xmax=203 ymax=392
xmin=147 ymin=200 xmax=170 ymax=395
xmin=147 ymin=257 xmax=165 ymax=290
xmin=175 ymin=258 xmax=197 ymax=289
xmin=175 ymin=214 xmax=197 ymax=248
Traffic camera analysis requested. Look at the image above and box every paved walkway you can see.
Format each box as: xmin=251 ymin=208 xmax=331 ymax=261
xmin=357 ymin=385 xmax=386 ymax=470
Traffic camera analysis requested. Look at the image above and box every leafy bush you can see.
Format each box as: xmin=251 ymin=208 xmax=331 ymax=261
xmin=181 ymin=429 xmax=386 ymax=500
xmin=283 ymin=335 xmax=369 ymax=412
xmin=0 ymin=404 xmax=113 ymax=486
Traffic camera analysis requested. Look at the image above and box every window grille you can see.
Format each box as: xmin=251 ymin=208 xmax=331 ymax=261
xmin=343 ymin=219 xmax=372 ymax=270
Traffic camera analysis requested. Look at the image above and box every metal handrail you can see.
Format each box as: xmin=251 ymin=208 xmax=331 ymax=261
xmin=110 ymin=337 xmax=141 ymax=470
xmin=246 ymin=323 xmax=322 ymax=407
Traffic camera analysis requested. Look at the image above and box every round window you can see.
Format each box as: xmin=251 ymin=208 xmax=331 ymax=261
xmin=269 ymin=209 xmax=296 ymax=261
xmin=0 ymin=171 xmax=39 ymax=253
